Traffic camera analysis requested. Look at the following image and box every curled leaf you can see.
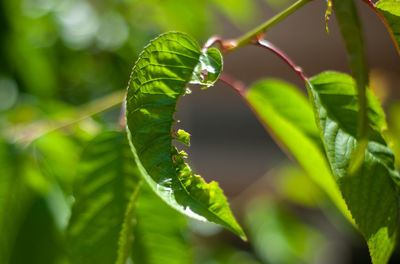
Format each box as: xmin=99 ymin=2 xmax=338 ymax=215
xmin=125 ymin=32 xmax=245 ymax=240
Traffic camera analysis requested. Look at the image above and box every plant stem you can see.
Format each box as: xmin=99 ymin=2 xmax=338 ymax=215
xmin=219 ymin=73 xmax=246 ymax=96
xmin=201 ymin=36 xmax=223 ymax=53
xmin=10 ymin=90 xmax=126 ymax=145
xmin=219 ymin=73 xmax=294 ymax=164
xmin=361 ymin=0 xmax=375 ymax=8
xmin=229 ymin=0 xmax=313 ymax=52
xmin=116 ymin=181 xmax=142 ymax=264
xmin=254 ymin=39 xmax=308 ymax=83
xmin=118 ymin=99 xmax=127 ymax=130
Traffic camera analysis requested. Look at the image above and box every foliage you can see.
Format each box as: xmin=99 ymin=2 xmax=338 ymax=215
xmin=66 ymin=131 xmax=140 ymax=264
xmin=125 ymin=32 xmax=244 ymax=239
xmin=307 ymin=72 xmax=399 ymax=264
xmin=1 ymin=0 xmax=400 ymax=264
xmin=246 ymin=79 xmax=349 ymax=217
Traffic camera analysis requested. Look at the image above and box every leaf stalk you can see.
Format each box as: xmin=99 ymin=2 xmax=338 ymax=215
xmin=228 ymin=0 xmax=313 ymax=52
xmin=254 ymin=39 xmax=308 ymax=83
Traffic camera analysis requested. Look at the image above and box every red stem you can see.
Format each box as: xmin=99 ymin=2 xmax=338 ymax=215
xmin=202 ymin=36 xmax=237 ymax=54
xmin=118 ymin=99 xmax=126 ymax=129
xmin=219 ymin=73 xmax=246 ymax=96
xmin=218 ymin=72 xmax=295 ymax=164
xmin=201 ymin=36 xmax=224 ymax=53
xmin=253 ymin=39 xmax=308 ymax=84
xmin=361 ymin=0 xmax=375 ymax=8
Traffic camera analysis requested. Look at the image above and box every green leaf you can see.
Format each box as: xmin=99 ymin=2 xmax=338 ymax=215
xmin=0 ymin=139 xmax=67 ymax=264
xmin=32 ymin=133 xmax=81 ymax=195
xmin=126 ymin=32 xmax=245 ymax=238
xmin=307 ymin=71 xmax=400 ymax=264
xmin=67 ymin=131 xmax=141 ymax=264
xmin=131 ymin=183 xmax=192 ymax=264
xmin=246 ymin=79 xmax=351 ymax=220
xmin=375 ymin=0 xmax=400 ymax=55
xmin=333 ymin=0 xmax=369 ymax=162
xmin=126 ymin=32 xmax=245 ymax=239
xmin=388 ymin=102 xmax=400 ymax=168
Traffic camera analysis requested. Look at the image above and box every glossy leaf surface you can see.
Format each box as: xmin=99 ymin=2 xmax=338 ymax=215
xmin=307 ymin=71 xmax=400 ymax=264
xmin=246 ymin=79 xmax=350 ymax=219
xmin=375 ymin=0 xmax=400 ymax=54
xmin=125 ymin=32 xmax=245 ymax=239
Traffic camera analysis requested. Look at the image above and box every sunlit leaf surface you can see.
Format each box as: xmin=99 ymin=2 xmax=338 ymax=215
xmin=125 ymin=32 xmax=245 ymax=239
xmin=307 ymin=71 xmax=400 ymax=264
xmin=246 ymin=79 xmax=350 ymax=219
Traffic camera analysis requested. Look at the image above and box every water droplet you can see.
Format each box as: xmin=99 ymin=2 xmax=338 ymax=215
xmin=200 ymin=69 xmax=208 ymax=81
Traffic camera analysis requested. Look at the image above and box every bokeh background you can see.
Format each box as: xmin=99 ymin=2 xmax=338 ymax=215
xmin=1 ymin=0 xmax=400 ymax=263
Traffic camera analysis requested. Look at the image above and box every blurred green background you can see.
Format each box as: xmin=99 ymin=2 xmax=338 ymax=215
xmin=1 ymin=0 xmax=400 ymax=263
